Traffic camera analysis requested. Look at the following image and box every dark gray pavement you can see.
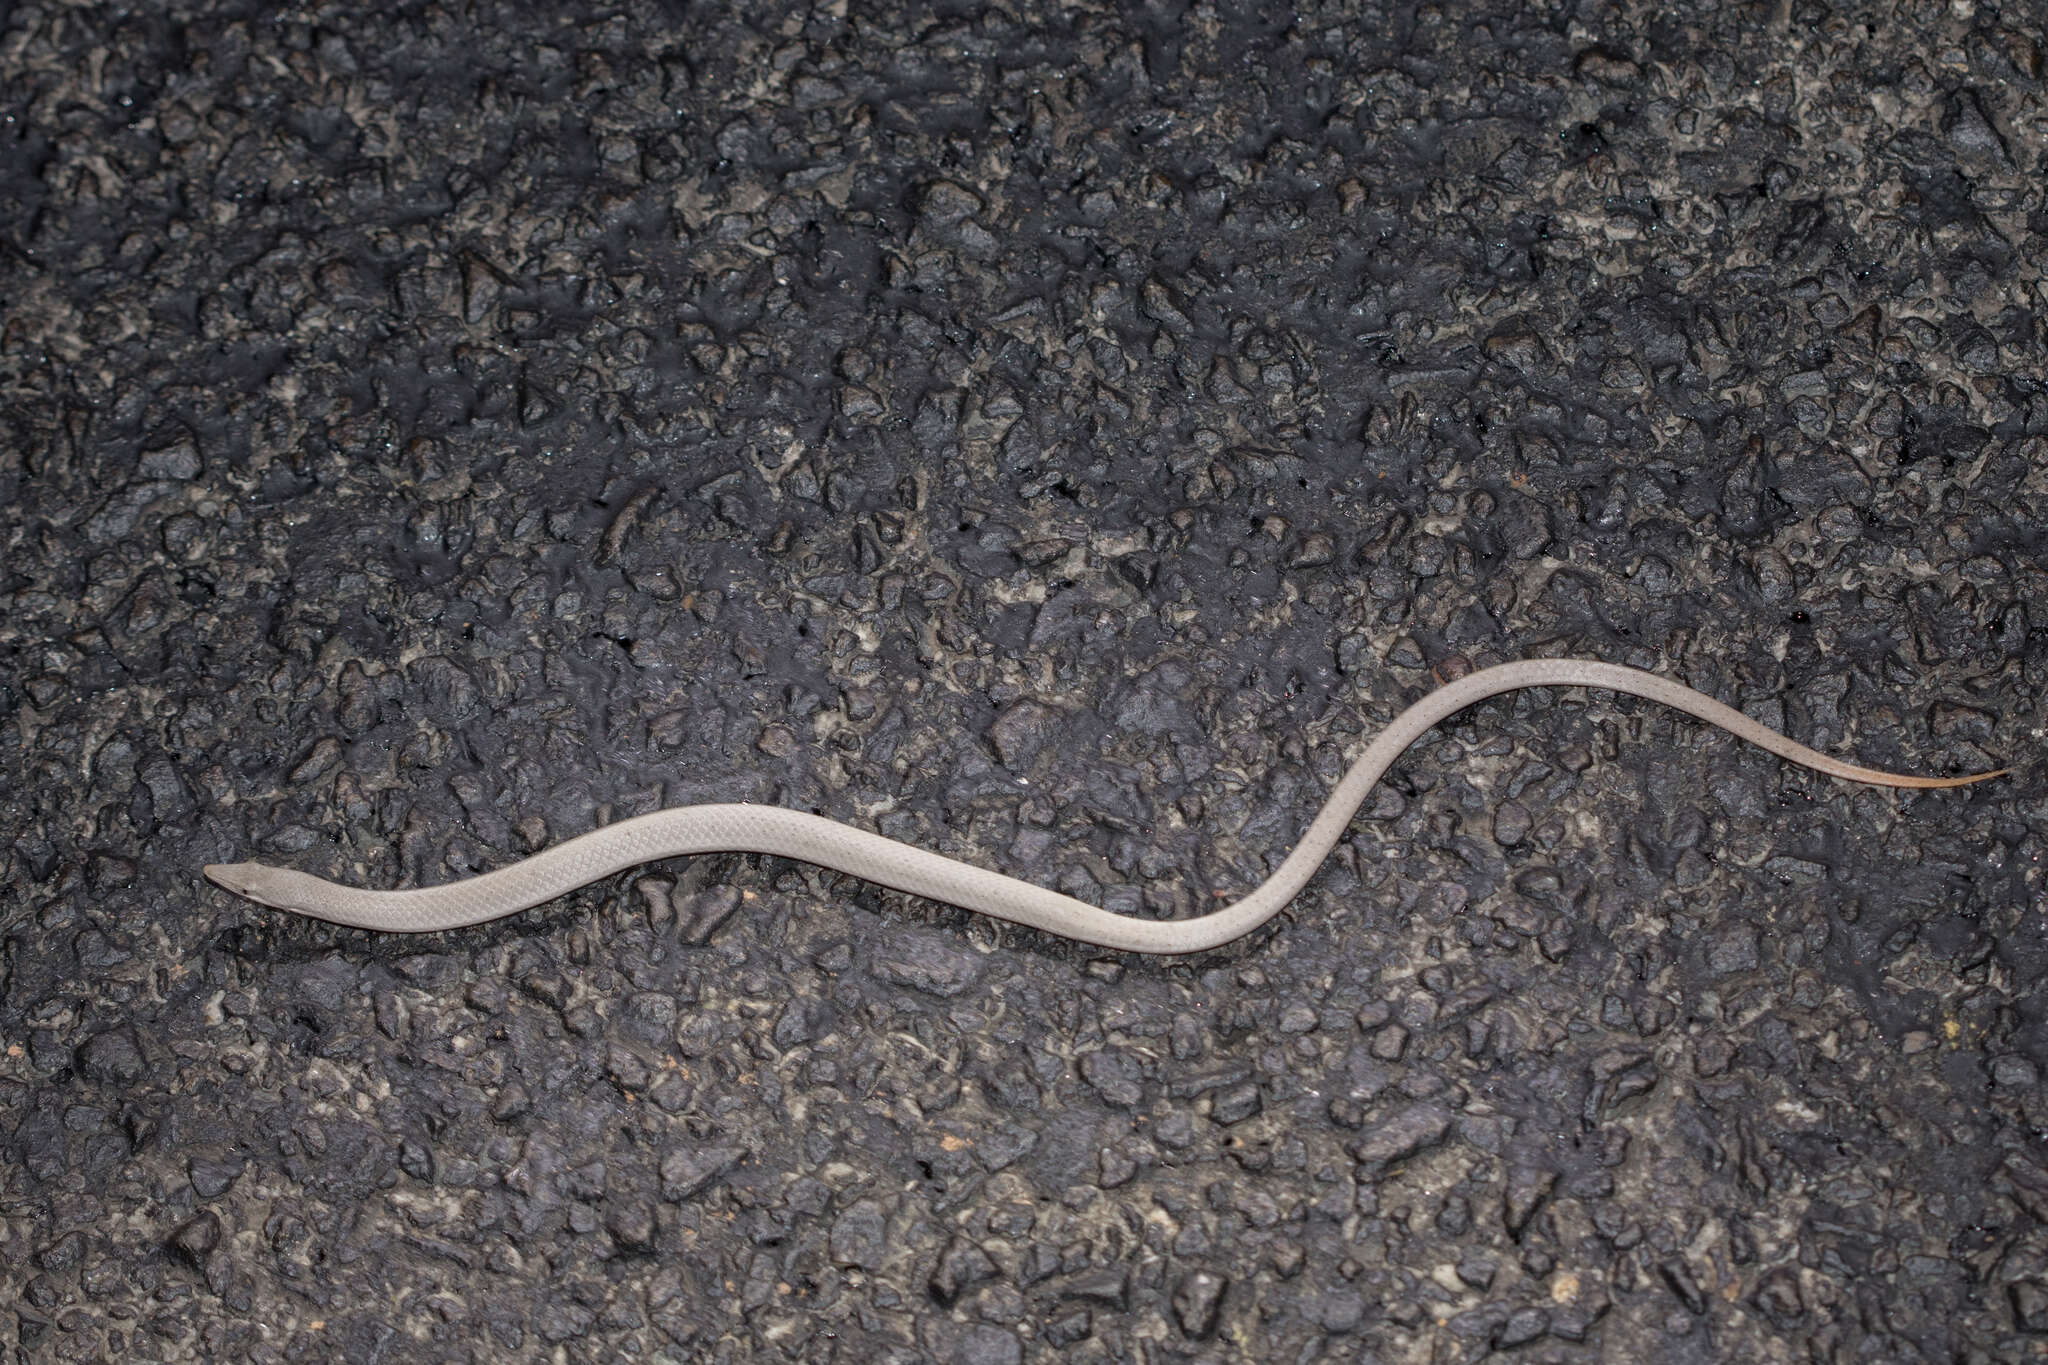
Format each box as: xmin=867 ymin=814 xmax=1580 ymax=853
xmin=3 ymin=2 xmax=2045 ymax=1360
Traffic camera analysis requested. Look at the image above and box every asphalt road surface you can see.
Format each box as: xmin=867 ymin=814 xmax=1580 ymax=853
xmin=3 ymin=2 xmax=2044 ymax=1361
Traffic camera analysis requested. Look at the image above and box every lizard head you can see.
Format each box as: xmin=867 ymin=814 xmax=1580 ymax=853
xmin=203 ymin=862 xmax=304 ymax=910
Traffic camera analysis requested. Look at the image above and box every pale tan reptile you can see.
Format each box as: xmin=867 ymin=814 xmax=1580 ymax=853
xmin=204 ymin=658 xmax=2005 ymax=951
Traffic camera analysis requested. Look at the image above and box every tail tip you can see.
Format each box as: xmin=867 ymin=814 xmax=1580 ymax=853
xmin=1932 ymin=766 xmax=2010 ymax=789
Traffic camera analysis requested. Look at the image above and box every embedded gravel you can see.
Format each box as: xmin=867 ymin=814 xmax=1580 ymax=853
xmin=3 ymin=2 xmax=2046 ymax=1362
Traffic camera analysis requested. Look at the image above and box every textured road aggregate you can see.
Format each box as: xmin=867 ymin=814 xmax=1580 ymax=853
xmin=2 ymin=1 xmax=2046 ymax=1361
